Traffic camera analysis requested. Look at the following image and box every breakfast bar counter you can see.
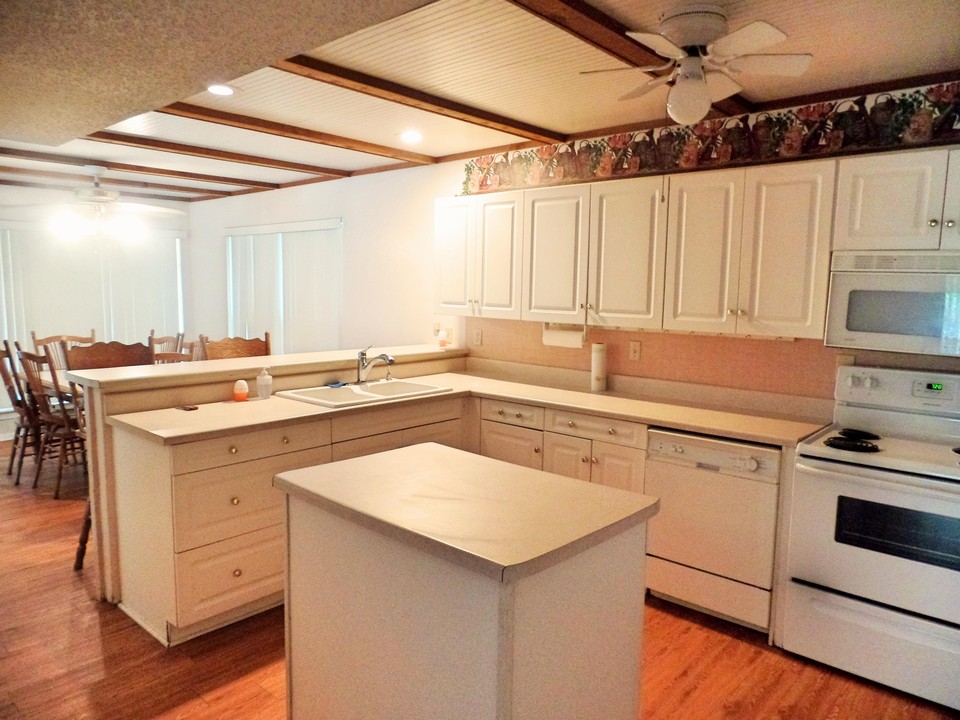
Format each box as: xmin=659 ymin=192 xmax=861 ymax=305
xmin=274 ymin=443 xmax=660 ymax=720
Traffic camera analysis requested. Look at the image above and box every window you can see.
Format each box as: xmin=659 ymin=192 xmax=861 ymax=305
xmin=226 ymin=219 xmax=343 ymax=354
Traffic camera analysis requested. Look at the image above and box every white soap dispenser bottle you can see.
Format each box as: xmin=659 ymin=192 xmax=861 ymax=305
xmin=257 ymin=367 xmax=273 ymax=400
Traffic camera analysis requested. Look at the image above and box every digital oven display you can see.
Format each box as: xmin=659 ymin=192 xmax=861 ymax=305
xmin=928 ymin=383 xmax=944 ymax=392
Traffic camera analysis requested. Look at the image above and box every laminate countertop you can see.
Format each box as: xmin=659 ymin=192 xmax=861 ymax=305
xmin=107 ymin=372 xmax=825 ymax=448
xmin=274 ymin=442 xmax=660 ymax=581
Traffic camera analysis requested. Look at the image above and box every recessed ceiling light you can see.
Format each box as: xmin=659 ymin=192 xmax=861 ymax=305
xmin=400 ymin=129 xmax=423 ymax=144
xmin=207 ymin=84 xmax=235 ymax=96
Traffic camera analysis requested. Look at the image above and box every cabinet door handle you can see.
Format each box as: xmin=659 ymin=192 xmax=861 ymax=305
xmin=608 ymin=428 xmax=617 ymax=435
xmin=737 ymin=309 xmax=747 ymax=316
xmin=567 ymin=420 xmax=576 ymax=427
xmin=515 ymin=412 xmax=522 ymax=418
xmin=727 ymin=308 xmax=736 ymax=315
xmin=929 ymin=219 xmax=940 ymax=227
xmin=282 ymin=437 xmax=290 ymax=444
xmin=591 ymin=457 xmax=599 ymax=464
xmin=533 ymin=447 xmax=540 ymax=454
xmin=947 ymin=220 xmax=957 ymax=228
xmin=229 ymin=446 xmax=238 ymax=454
xmin=497 ymin=408 xmax=504 ymax=416
xmin=581 ymin=456 xmax=588 ymax=463
xmin=230 ymin=496 xmax=240 ymax=506
xmin=233 ymin=569 xmax=243 ymax=578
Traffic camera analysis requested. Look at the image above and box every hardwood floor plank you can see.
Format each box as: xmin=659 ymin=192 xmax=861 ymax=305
xmin=0 ymin=440 xmax=956 ymax=719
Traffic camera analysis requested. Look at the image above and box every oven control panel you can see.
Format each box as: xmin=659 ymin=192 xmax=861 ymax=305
xmin=837 ymin=366 xmax=960 ymax=415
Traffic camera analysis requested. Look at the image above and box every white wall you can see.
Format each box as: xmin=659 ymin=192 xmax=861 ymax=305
xmin=186 ymin=160 xmax=465 ymax=349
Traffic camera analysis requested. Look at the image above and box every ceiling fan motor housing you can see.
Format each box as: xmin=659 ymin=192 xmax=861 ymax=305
xmin=658 ymin=3 xmax=728 ymax=49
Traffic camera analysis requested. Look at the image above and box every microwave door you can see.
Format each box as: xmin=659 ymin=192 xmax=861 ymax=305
xmin=826 ymin=272 xmax=960 ymax=356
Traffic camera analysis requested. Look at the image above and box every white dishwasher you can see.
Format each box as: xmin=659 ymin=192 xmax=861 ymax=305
xmin=645 ymin=429 xmax=780 ymax=631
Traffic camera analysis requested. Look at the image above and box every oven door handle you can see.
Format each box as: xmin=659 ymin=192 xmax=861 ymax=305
xmin=795 ymin=457 xmax=960 ymax=498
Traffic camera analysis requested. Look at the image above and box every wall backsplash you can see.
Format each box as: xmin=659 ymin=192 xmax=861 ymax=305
xmin=464 ymin=318 xmax=960 ymax=400
xmin=460 ymin=81 xmax=960 ymax=194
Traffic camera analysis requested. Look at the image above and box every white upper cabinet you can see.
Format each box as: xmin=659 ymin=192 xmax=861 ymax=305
xmin=435 ymin=191 xmax=523 ymax=319
xmin=521 ymin=185 xmax=590 ymax=323
xmin=435 ymin=196 xmax=474 ymax=315
xmin=588 ymin=177 xmax=667 ymax=329
xmin=833 ymin=148 xmax=960 ymax=251
xmin=664 ymin=169 xmax=745 ymax=334
xmin=665 ymin=160 xmax=835 ymax=339
xmin=738 ymin=160 xmax=835 ymax=339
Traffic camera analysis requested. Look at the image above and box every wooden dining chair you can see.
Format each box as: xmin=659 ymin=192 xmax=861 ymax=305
xmin=17 ymin=349 xmax=86 ymax=499
xmin=152 ymin=350 xmax=193 ymax=364
xmin=182 ymin=340 xmax=204 ymax=361
xmin=148 ymin=330 xmax=184 ymax=361
xmin=0 ymin=340 xmax=42 ymax=486
xmin=200 ymin=332 xmax=271 ymax=360
xmin=31 ymin=329 xmax=96 ymax=372
xmin=62 ymin=340 xmax=152 ymax=370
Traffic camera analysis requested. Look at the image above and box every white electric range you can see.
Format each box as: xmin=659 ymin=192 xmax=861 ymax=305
xmin=784 ymin=366 xmax=960 ymax=711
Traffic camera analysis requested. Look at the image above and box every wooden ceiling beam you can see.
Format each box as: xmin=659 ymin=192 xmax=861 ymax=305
xmin=274 ymin=55 xmax=565 ymax=145
xmin=0 ymin=177 xmax=202 ymax=203
xmin=506 ymin=0 xmax=754 ymax=117
xmin=159 ymin=102 xmax=434 ymax=165
xmin=86 ymin=131 xmax=347 ymax=178
xmin=0 ymin=165 xmax=232 ymax=197
xmin=0 ymin=146 xmax=278 ymax=189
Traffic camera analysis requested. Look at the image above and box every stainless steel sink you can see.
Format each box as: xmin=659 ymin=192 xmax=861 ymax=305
xmin=277 ymin=379 xmax=452 ymax=408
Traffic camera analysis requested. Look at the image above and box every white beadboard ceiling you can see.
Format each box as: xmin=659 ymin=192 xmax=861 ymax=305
xmin=1 ymin=0 xmax=958 ymax=216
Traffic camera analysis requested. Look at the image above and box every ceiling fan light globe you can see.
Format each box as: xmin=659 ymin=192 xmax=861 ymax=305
xmin=667 ymin=76 xmax=712 ymax=124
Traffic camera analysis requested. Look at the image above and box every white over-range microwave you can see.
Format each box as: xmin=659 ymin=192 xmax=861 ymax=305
xmin=826 ymin=252 xmax=960 ymax=356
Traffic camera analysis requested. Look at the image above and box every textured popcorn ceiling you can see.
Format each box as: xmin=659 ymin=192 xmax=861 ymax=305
xmin=0 ymin=0 xmax=432 ymax=146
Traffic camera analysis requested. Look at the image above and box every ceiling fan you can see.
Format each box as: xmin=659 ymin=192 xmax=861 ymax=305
xmin=595 ymin=4 xmax=812 ymax=125
xmin=70 ymin=166 xmax=185 ymax=218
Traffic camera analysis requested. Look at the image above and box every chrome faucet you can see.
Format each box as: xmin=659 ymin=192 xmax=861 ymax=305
xmin=357 ymin=345 xmax=395 ymax=383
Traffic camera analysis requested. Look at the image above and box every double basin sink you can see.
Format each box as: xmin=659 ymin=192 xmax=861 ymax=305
xmin=277 ymin=378 xmax=452 ymax=408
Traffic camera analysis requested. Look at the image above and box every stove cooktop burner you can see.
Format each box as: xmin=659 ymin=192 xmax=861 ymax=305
xmin=838 ymin=428 xmax=881 ymax=441
xmin=824 ymin=436 xmax=881 ymax=453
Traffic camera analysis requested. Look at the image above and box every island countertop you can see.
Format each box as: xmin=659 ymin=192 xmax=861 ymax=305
xmin=273 ymin=443 xmax=659 ymax=581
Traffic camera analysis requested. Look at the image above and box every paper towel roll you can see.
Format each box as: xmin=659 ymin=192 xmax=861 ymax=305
xmin=591 ymin=343 xmax=606 ymax=392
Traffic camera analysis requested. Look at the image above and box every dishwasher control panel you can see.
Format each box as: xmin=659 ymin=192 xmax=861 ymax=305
xmin=646 ymin=429 xmax=781 ymax=483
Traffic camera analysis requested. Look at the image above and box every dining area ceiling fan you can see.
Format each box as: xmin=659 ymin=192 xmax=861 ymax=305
xmin=601 ymin=3 xmax=813 ymax=125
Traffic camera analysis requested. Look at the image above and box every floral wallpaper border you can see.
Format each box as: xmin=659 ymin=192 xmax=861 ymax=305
xmin=461 ymin=81 xmax=960 ymax=194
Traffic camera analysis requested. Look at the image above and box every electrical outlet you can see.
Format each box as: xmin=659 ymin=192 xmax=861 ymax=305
xmin=629 ymin=341 xmax=641 ymax=361
xmin=472 ymin=328 xmax=482 ymax=346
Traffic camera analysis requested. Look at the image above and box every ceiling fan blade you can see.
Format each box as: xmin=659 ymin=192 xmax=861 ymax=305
xmin=579 ymin=59 xmax=674 ymax=76
xmin=115 ymin=202 xmax=186 ymax=216
xmin=724 ymin=53 xmax=813 ymax=76
xmin=707 ymin=20 xmax=786 ymax=58
xmin=619 ymin=73 xmax=673 ymax=101
xmin=705 ymin=72 xmax=743 ymax=102
xmin=627 ymin=31 xmax=687 ymax=60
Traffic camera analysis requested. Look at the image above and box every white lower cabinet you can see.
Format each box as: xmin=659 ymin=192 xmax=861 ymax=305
xmin=542 ymin=409 xmax=646 ymax=492
xmin=479 ymin=398 xmax=544 ymax=468
xmin=112 ymin=420 xmax=333 ymax=646
xmin=330 ymin=397 xmax=464 ymax=461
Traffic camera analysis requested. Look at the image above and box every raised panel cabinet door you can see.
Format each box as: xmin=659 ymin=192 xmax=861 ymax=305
xmin=940 ymin=149 xmax=960 ymax=250
xmin=833 ymin=149 xmax=948 ymax=250
xmin=663 ymin=170 xmax=744 ymax=333
xmin=435 ymin=195 xmax=475 ymax=315
xmin=476 ymin=191 xmax=523 ymax=319
xmin=542 ymin=432 xmax=592 ymax=482
xmin=738 ymin=160 xmax=835 ymax=339
xmin=590 ymin=441 xmax=645 ymax=493
xmin=588 ymin=176 xmax=667 ymax=329
xmin=480 ymin=421 xmax=543 ymax=470
xmin=521 ymin=185 xmax=590 ymax=323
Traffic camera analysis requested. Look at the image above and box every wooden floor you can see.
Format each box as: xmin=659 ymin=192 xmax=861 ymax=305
xmin=0 ymin=446 xmax=956 ymax=720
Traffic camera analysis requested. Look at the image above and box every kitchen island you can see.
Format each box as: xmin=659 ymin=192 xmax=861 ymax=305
xmin=274 ymin=443 xmax=660 ymax=720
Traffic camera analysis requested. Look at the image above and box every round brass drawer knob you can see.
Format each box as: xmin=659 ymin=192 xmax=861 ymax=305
xmin=229 ymin=446 xmax=238 ymax=454
xmin=567 ymin=421 xmax=575 ymax=427
xmin=233 ymin=569 xmax=242 ymax=578
xmin=282 ymin=437 xmax=290 ymax=444
xmin=608 ymin=428 xmax=616 ymax=435
xmin=533 ymin=447 xmax=540 ymax=454
xmin=581 ymin=456 xmax=588 ymax=463
xmin=515 ymin=412 xmax=522 ymax=418
xmin=230 ymin=497 xmax=240 ymax=506
xmin=592 ymin=457 xmax=599 ymax=464
xmin=497 ymin=409 xmax=504 ymax=416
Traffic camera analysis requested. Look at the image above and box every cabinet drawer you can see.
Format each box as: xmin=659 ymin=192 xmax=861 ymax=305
xmin=175 ymin=524 xmax=284 ymax=627
xmin=480 ymin=398 xmax=544 ymax=429
xmin=171 ymin=419 xmax=331 ymax=475
xmin=403 ymin=418 xmax=462 ymax=449
xmin=544 ymin=409 xmax=646 ymax=449
xmin=332 ymin=398 xmax=460 ymax=443
xmin=173 ymin=445 xmax=331 ymax=551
